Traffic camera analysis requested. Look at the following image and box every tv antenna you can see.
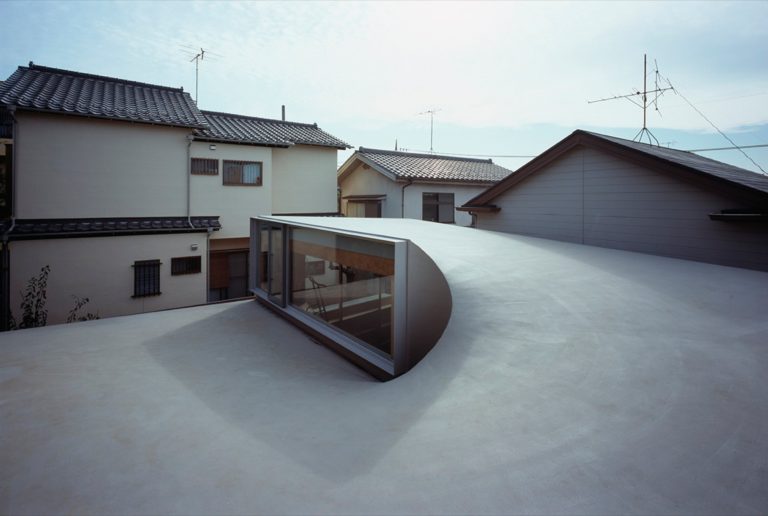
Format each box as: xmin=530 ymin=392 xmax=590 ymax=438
xmin=588 ymin=54 xmax=674 ymax=145
xmin=190 ymin=48 xmax=206 ymax=104
xmin=417 ymin=108 xmax=441 ymax=152
xmin=180 ymin=46 xmax=223 ymax=105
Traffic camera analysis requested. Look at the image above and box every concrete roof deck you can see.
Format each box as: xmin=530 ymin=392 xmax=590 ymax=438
xmin=1 ymin=220 xmax=767 ymax=514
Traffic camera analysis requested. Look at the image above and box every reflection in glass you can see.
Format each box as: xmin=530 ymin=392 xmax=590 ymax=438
xmin=290 ymin=228 xmax=394 ymax=357
xmin=259 ymin=224 xmax=284 ymax=304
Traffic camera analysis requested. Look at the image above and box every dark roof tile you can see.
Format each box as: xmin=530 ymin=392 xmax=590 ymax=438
xmin=0 ymin=63 xmax=207 ymax=128
xmin=2 ymin=216 xmax=220 ymax=240
xmin=348 ymin=147 xmax=513 ymax=183
xmin=196 ymin=110 xmax=350 ymax=149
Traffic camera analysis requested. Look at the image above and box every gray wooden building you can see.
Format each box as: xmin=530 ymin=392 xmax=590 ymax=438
xmin=460 ymin=130 xmax=768 ymax=271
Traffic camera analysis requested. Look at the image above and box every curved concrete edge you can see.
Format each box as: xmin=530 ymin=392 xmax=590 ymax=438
xmin=401 ymin=240 xmax=453 ymax=375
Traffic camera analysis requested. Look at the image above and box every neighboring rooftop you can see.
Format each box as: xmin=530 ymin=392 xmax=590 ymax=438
xmin=465 ymin=129 xmax=768 ymax=207
xmin=339 ymin=147 xmax=514 ymax=184
xmin=195 ymin=110 xmax=350 ymax=149
xmin=0 ymin=216 xmax=221 ymax=240
xmin=0 ymin=62 xmax=207 ymax=128
xmin=2 ymin=220 xmax=767 ymax=514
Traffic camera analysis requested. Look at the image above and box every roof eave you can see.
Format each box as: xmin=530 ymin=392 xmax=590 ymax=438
xmin=193 ymin=136 xmax=292 ymax=148
xmin=456 ymin=205 xmax=500 ymax=213
xmin=11 ymin=105 xmax=207 ymax=130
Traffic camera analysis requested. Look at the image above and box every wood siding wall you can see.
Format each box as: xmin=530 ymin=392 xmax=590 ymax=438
xmin=477 ymin=146 xmax=768 ymax=271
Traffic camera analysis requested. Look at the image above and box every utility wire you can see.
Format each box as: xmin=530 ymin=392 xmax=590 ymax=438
xmin=687 ymin=143 xmax=768 ymax=152
xmin=668 ymin=81 xmax=767 ymax=175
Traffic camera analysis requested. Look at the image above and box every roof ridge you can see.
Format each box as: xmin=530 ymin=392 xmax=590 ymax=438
xmin=580 ymin=129 xmax=698 ymax=155
xmin=358 ymin=147 xmax=493 ymax=164
xmin=580 ymin=129 xmax=763 ymax=172
xmin=202 ymin=110 xmax=318 ymax=128
xmin=25 ymin=62 xmax=186 ymax=93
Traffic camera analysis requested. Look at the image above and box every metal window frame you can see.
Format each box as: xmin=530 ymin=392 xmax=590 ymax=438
xmin=132 ymin=259 xmax=162 ymax=298
xmin=171 ymin=255 xmax=202 ymax=275
xmin=251 ymin=217 xmax=406 ymax=376
xmin=190 ymin=157 xmax=219 ymax=176
xmin=222 ymin=160 xmax=263 ymax=186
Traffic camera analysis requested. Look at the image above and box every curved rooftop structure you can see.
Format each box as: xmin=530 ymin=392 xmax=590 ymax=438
xmin=2 ymin=221 xmax=767 ymax=513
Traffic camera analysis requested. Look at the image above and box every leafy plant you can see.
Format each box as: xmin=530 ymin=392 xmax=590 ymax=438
xmin=66 ymin=295 xmax=100 ymax=323
xmin=8 ymin=266 xmax=100 ymax=330
xmin=10 ymin=265 xmax=50 ymax=330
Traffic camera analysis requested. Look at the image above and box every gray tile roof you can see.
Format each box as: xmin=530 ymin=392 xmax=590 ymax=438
xmin=0 ymin=63 xmax=207 ymax=128
xmin=196 ymin=111 xmax=350 ymax=149
xmin=352 ymin=148 xmax=514 ymax=183
xmin=585 ymin=131 xmax=768 ymax=195
xmin=0 ymin=216 xmax=221 ymax=240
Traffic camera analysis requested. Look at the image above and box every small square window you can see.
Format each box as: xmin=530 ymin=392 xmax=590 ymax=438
xmin=133 ymin=259 xmax=161 ymax=297
xmin=422 ymin=193 xmax=455 ymax=223
xmin=191 ymin=158 xmax=218 ymax=176
xmin=171 ymin=256 xmax=202 ymax=275
xmin=223 ymin=160 xmax=262 ymax=186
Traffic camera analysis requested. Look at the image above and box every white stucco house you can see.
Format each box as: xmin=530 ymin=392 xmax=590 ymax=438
xmin=337 ymin=147 xmax=513 ymax=226
xmin=460 ymin=130 xmax=768 ymax=271
xmin=0 ymin=62 xmax=348 ymax=326
xmin=190 ymin=110 xmax=349 ymax=301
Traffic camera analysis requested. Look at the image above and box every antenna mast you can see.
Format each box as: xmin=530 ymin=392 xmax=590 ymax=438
xmin=418 ymin=108 xmax=441 ymax=152
xmin=588 ymin=54 xmax=674 ymax=145
xmin=191 ymin=48 xmax=205 ymax=104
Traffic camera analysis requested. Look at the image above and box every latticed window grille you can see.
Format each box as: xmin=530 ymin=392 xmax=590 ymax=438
xmin=133 ymin=259 xmax=161 ymax=297
xmin=171 ymin=256 xmax=202 ymax=275
xmin=191 ymin=158 xmax=219 ymax=176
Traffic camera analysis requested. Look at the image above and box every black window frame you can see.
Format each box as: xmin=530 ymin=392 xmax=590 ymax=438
xmin=422 ymin=192 xmax=455 ymax=223
xmin=223 ymin=160 xmax=263 ymax=186
xmin=132 ymin=259 xmax=161 ymax=298
xmin=171 ymin=256 xmax=202 ymax=275
xmin=191 ymin=157 xmax=219 ymax=176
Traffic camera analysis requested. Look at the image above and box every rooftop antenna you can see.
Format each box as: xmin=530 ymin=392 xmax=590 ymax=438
xmin=588 ymin=54 xmax=674 ymax=145
xmin=190 ymin=48 xmax=205 ymax=104
xmin=417 ymin=108 xmax=441 ymax=152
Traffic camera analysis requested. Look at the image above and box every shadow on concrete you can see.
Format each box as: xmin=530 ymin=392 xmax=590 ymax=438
xmin=142 ymin=299 xmax=467 ymax=482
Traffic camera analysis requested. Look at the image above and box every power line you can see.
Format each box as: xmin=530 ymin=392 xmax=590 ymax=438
xmin=687 ymin=143 xmax=768 ymax=152
xmin=669 ymin=82 xmax=767 ymax=175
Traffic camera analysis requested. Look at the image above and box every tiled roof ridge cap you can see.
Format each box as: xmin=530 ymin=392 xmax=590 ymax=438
xmin=25 ymin=62 xmax=186 ymax=93
xmin=358 ymin=147 xmax=494 ymax=164
xmin=202 ymin=110 xmax=318 ymax=128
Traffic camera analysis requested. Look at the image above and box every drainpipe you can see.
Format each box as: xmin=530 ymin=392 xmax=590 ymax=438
xmin=186 ymin=133 xmax=194 ymax=229
xmin=1 ymin=105 xmax=18 ymax=331
xmin=400 ymin=179 xmax=413 ymax=218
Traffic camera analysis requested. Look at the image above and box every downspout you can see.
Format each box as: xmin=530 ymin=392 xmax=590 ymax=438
xmin=186 ymin=133 xmax=194 ymax=229
xmin=400 ymin=179 xmax=413 ymax=218
xmin=1 ymin=105 xmax=18 ymax=330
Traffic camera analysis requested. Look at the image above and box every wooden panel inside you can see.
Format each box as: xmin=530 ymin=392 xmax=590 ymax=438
xmin=292 ymin=240 xmax=394 ymax=276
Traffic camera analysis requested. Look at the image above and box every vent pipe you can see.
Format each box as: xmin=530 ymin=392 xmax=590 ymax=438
xmin=281 ymin=105 xmax=285 ymax=121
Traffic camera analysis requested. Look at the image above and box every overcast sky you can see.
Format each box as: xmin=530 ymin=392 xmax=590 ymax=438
xmin=2 ymin=0 xmax=767 ymax=173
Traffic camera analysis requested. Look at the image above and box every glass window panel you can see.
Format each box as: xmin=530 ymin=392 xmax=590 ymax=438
xmin=243 ymin=163 xmax=261 ymax=184
xmin=290 ymin=227 xmax=395 ymax=357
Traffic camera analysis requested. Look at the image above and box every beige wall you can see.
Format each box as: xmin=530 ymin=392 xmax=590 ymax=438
xmin=477 ymin=146 xmax=768 ymax=271
xmin=339 ymin=162 xmax=489 ymax=226
xmin=272 ymin=145 xmax=338 ymax=214
xmin=10 ymin=233 xmax=208 ymax=325
xmin=191 ymin=142 xmax=272 ymax=239
xmin=16 ymin=112 xmax=190 ymax=218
